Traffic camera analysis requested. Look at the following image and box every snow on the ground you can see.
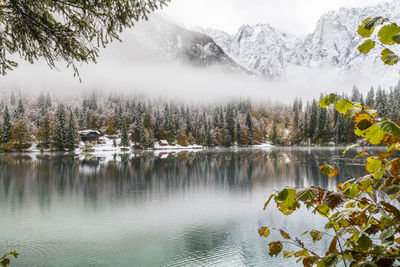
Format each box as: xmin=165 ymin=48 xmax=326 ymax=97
xmin=15 ymin=139 xmax=274 ymax=162
xmin=251 ymin=143 xmax=275 ymax=149
xmin=153 ymin=143 xmax=203 ymax=150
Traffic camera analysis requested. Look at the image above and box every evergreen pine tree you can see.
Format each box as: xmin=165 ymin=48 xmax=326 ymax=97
xmin=37 ymin=114 xmax=52 ymax=145
xmin=309 ymin=100 xmax=318 ymax=140
xmin=315 ymin=106 xmax=327 ymax=143
xmin=13 ymin=98 xmax=25 ymax=119
xmin=53 ymin=104 xmax=66 ymax=149
xmin=366 ymin=87 xmax=375 ymax=107
xmin=139 ymin=126 xmax=147 ymax=146
xmin=147 ymin=130 xmax=155 ymax=148
xmin=226 ymin=106 xmax=235 ymax=142
xmin=246 ymin=110 xmax=253 ymax=136
xmin=236 ymin=122 xmax=243 ymax=146
xmin=375 ymin=87 xmax=387 ymax=116
xmin=324 ymin=111 xmax=333 ymax=143
xmin=45 ymin=92 xmax=52 ymax=109
xmin=2 ymin=106 xmax=11 ymax=145
xmin=154 ymin=110 xmax=161 ymax=139
xmin=66 ymin=111 xmax=76 ymax=151
xmin=301 ymin=109 xmax=309 ymax=143
xmin=205 ymin=121 xmax=212 ymax=147
xmin=270 ymin=120 xmax=280 ymax=145
xmin=37 ymin=91 xmax=46 ymax=108
xmin=351 ymin=85 xmax=361 ymax=102
xmin=120 ymin=121 xmax=130 ymax=147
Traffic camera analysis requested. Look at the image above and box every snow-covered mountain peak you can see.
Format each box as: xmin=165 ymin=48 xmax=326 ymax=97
xmin=202 ymin=0 xmax=400 ymax=83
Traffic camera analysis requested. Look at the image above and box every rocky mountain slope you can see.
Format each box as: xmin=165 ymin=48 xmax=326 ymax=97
xmin=202 ymin=0 xmax=400 ymax=80
xmin=130 ymin=15 xmax=248 ymax=73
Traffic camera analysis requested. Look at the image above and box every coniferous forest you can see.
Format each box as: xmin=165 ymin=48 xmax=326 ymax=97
xmin=0 ymin=83 xmax=398 ymax=151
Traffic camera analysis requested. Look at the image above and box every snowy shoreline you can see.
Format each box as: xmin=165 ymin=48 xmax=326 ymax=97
xmin=3 ymin=139 xmax=276 ymax=156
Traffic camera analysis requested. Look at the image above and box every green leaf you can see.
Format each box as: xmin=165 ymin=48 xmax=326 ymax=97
xmin=343 ymin=183 xmax=359 ymax=199
xmin=310 ymin=230 xmax=324 ymax=242
xmin=392 ymin=33 xmax=400 ymax=43
xmin=263 ymin=194 xmax=276 ymax=210
xmin=297 ymin=188 xmax=317 ymax=202
xmin=378 ymin=23 xmax=400 ymax=45
xmin=387 ymin=185 xmax=400 ymax=195
xmin=344 ymin=107 xmax=362 ymax=119
xmin=357 ymin=234 xmax=372 ymax=251
xmin=364 ymin=17 xmax=389 ymax=30
xmin=268 ymin=241 xmax=283 ymax=257
xmin=358 ymin=261 xmax=377 ymax=267
xmin=364 ymin=124 xmax=385 ymax=145
xmin=358 ymin=39 xmax=376 ymax=54
xmin=319 ymin=165 xmax=339 ymax=178
xmin=358 ymin=17 xmax=374 ymax=38
xmin=380 ymin=227 xmax=396 ymax=246
xmin=380 ymin=118 xmax=400 ymax=138
xmin=372 ymin=245 xmax=386 ymax=255
xmin=319 ymin=94 xmax=342 ymax=108
xmin=335 ymin=99 xmax=354 ymax=114
xmin=366 ymin=157 xmax=382 ymax=174
xmin=276 ymin=189 xmax=294 ymax=202
xmin=357 ymin=119 xmax=372 ymax=130
xmin=316 ymin=203 xmax=330 ymax=216
xmin=317 ymin=253 xmax=341 ymax=267
xmin=275 ymin=189 xmax=299 ymax=215
xmin=381 ymin=48 xmax=400 ymax=65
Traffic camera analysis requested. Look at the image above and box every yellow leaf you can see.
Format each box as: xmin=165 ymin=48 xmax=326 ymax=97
xmin=280 ymin=230 xmax=291 ymax=239
xmin=258 ymin=227 xmax=271 ymax=238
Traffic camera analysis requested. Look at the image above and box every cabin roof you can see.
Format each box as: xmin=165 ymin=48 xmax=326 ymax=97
xmin=78 ymin=130 xmax=101 ymax=136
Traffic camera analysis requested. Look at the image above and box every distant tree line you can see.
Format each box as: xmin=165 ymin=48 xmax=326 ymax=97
xmin=0 ymin=83 xmax=398 ymax=151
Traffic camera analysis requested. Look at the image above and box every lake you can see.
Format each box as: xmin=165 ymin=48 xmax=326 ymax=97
xmin=0 ymin=147 xmax=369 ymax=266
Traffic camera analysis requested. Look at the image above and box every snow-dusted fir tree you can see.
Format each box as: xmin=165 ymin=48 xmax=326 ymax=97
xmin=315 ymin=103 xmax=327 ymax=143
xmin=147 ymin=131 xmax=155 ymax=148
xmin=226 ymin=106 xmax=235 ymax=142
xmin=365 ymin=87 xmax=375 ymax=107
xmin=53 ymin=104 xmax=66 ymax=149
xmin=270 ymin=120 xmax=280 ymax=145
xmin=2 ymin=106 xmax=11 ymax=145
xmin=309 ymin=100 xmax=318 ymax=140
xmin=66 ymin=111 xmax=76 ymax=151
xmin=236 ymin=122 xmax=243 ymax=146
xmin=245 ymin=110 xmax=253 ymax=137
xmin=375 ymin=87 xmax=388 ymax=116
xmin=13 ymin=99 xmax=25 ymax=119
xmin=120 ymin=121 xmax=130 ymax=148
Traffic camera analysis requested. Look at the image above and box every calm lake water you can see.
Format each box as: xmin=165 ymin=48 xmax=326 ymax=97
xmin=0 ymin=147 xmax=369 ymax=266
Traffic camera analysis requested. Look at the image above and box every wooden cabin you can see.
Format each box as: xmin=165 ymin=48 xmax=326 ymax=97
xmin=79 ymin=130 xmax=101 ymax=142
xmin=158 ymin=140 xmax=169 ymax=147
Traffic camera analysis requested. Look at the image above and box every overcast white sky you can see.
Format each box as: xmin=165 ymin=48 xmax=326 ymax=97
xmin=159 ymin=0 xmax=387 ymax=34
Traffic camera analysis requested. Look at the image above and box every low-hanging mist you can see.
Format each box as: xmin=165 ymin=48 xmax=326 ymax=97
xmin=0 ymin=15 xmax=397 ymax=104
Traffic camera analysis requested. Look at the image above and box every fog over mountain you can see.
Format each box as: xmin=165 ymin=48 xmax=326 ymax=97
xmin=1 ymin=1 xmax=399 ymax=103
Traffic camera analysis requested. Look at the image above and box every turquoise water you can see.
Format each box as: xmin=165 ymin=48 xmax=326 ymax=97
xmin=0 ymin=148 xmax=367 ymax=266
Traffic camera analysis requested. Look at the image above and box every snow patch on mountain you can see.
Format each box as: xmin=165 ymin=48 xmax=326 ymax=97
xmin=202 ymin=0 xmax=400 ymax=83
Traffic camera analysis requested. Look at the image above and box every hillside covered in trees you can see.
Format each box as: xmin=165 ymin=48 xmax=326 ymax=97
xmin=0 ymin=82 xmax=398 ymax=152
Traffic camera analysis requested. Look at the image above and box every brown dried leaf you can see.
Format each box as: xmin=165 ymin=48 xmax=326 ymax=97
xmin=323 ymin=191 xmax=348 ymax=210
